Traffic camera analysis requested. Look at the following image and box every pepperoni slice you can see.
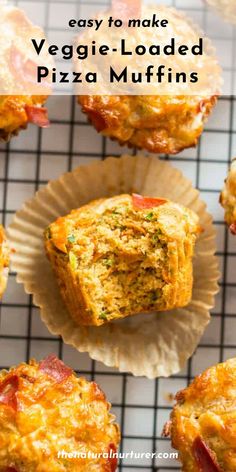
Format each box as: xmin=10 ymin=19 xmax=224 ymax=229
xmin=5 ymin=468 xmax=18 ymax=472
xmin=10 ymin=45 xmax=51 ymax=87
xmin=0 ymin=375 xmax=19 ymax=410
xmin=132 ymin=193 xmax=168 ymax=210
xmin=193 ymin=437 xmax=222 ymax=472
xmin=230 ymin=222 xmax=236 ymax=235
xmin=9 ymin=46 xmax=38 ymax=85
xmin=108 ymin=443 xmax=118 ymax=472
xmin=112 ymin=0 xmax=141 ymax=21
xmin=39 ymin=354 xmax=73 ymax=383
xmin=86 ymin=109 xmax=106 ymax=132
xmin=25 ymin=105 xmax=50 ymax=128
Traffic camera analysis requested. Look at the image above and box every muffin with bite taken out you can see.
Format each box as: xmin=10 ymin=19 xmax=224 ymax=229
xmin=44 ymin=193 xmax=200 ymax=326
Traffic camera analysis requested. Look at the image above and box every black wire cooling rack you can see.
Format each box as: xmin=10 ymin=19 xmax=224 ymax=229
xmin=0 ymin=0 xmax=236 ymax=471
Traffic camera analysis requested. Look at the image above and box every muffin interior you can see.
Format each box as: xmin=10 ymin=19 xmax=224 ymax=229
xmin=45 ymin=195 xmax=199 ymax=325
xmin=75 ymin=204 xmax=170 ymax=321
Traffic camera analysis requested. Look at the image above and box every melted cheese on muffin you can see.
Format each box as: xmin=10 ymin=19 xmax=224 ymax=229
xmin=0 ymin=225 xmax=9 ymax=298
xmin=164 ymin=357 xmax=236 ymax=472
xmin=77 ymin=5 xmax=221 ymax=154
xmin=0 ymin=5 xmax=52 ymax=141
xmin=0 ymin=355 xmax=120 ymax=471
xmin=78 ymin=95 xmax=217 ymax=155
xmin=220 ymin=159 xmax=236 ymax=235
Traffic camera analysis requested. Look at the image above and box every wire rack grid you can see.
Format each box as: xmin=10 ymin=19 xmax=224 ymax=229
xmin=0 ymin=0 xmax=236 ymax=471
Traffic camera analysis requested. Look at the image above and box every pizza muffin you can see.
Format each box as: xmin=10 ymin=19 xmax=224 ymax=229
xmin=78 ymin=95 xmax=217 ymax=155
xmin=220 ymin=159 xmax=236 ymax=235
xmin=77 ymin=5 xmax=221 ymax=154
xmin=163 ymin=357 xmax=236 ymax=472
xmin=0 ymin=225 xmax=9 ymax=298
xmin=0 ymin=5 xmax=51 ymax=142
xmin=0 ymin=354 xmax=120 ymax=471
xmin=44 ymin=194 xmax=200 ymax=326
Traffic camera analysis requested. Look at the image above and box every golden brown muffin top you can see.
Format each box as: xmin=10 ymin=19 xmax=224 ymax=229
xmin=0 ymin=225 xmax=9 ymax=298
xmin=165 ymin=358 xmax=236 ymax=471
xmin=0 ymin=5 xmax=52 ymax=139
xmin=0 ymin=355 xmax=120 ymax=471
xmin=47 ymin=194 xmax=200 ymax=254
xmin=220 ymin=159 xmax=236 ymax=235
xmin=45 ymin=194 xmax=200 ymax=325
xmin=78 ymin=95 xmax=217 ymax=154
xmin=77 ymin=4 xmax=221 ymax=154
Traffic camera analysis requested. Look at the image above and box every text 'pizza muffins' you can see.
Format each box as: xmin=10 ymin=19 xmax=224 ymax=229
xmin=220 ymin=159 xmax=236 ymax=235
xmin=164 ymin=357 xmax=236 ymax=472
xmin=0 ymin=4 xmax=52 ymax=142
xmin=0 ymin=354 xmax=120 ymax=471
xmin=77 ymin=4 xmax=221 ymax=154
xmin=0 ymin=225 xmax=9 ymax=298
xmin=45 ymin=193 xmax=200 ymax=326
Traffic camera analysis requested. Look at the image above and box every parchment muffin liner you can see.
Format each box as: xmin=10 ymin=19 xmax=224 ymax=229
xmin=8 ymin=155 xmax=219 ymax=378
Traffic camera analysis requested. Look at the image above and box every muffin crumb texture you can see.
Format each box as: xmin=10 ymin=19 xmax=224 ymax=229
xmin=45 ymin=194 xmax=200 ymax=326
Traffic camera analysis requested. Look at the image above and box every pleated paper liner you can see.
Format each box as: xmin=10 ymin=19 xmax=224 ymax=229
xmin=8 ymin=155 xmax=219 ymax=378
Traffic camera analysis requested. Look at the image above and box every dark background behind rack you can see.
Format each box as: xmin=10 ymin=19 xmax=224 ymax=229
xmin=0 ymin=0 xmax=236 ymax=470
